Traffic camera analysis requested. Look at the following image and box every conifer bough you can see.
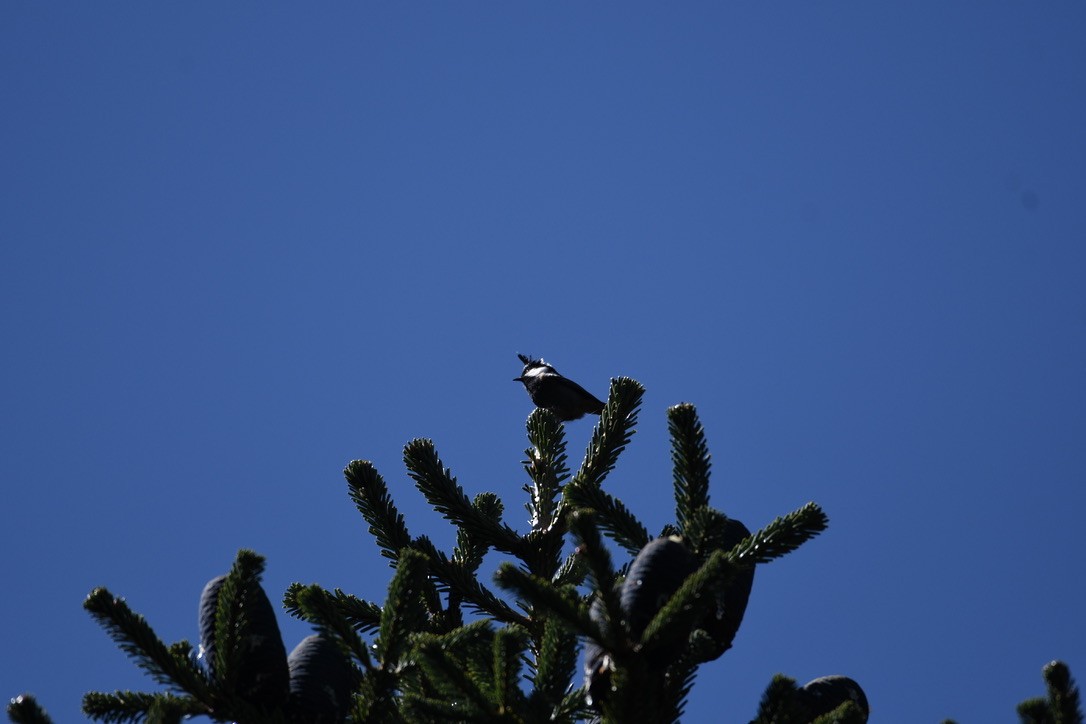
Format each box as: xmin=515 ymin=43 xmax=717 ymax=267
xmin=8 ymin=374 xmax=1081 ymax=724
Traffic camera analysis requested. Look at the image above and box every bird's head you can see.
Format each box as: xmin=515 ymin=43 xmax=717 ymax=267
xmin=514 ymin=353 xmax=558 ymax=382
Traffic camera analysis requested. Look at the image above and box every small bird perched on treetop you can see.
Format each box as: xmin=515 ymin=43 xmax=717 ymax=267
xmin=514 ymin=353 xmax=605 ymax=422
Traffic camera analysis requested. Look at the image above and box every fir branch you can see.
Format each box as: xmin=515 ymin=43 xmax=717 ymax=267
xmin=1018 ymin=698 xmax=1052 ymax=723
xmin=473 ymin=492 xmax=506 ymax=524
xmin=7 ymin=695 xmax=53 ymax=724
xmin=345 ymin=460 xmax=413 ymax=565
xmin=1042 ymin=660 xmax=1083 ymax=724
xmin=568 ymin=512 xmax=618 ymax=595
xmin=568 ymin=513 xmax=624 ymax=641
xmin=570 ymin=377 xmax=644 ymax=490
xmin=551 ymin=549 xmax=589 ymax=588
xmin=493 ymin=565 xmax=601 ymax=642
xmin=668 ymin=403 xmax=712 ymax=534
xmin=425 ymin=619 xmax=497 ymax=673
xmin=516 ymin=526 xmax=567 ymax=581
xmin=750 ymin=674 xmax=804 ymax=723
xmin=283 ymin=583 xmax=383 ymax=635
xmin=405 ymin=536 xmax=447 ymax=618
xmin=563 ymin=481 xmax=650 ymax=557
xmin=423 ymin=619 xmax=499 ymax=691
xmin=552 ymin=688 xmax=591 ymax=723
xmin=211 ymin=550 xmax=267 ymax=697
xmin=412 ymin=636 xmax=497 ymax=717
xmin=523 ymin=408 xmax=570 ymax=531
xmin=353 ymin=672 xmax=408 ymax=724
xmin=404 ymin=439 xmax=526 ymax=556
xmin=375 ymin=549 xmax=431 ymax=665
xmin=81 ymin=692 xmax=205 ymax=723
xmin=728 ymin=503 xmax=829 ymax=567
xmin=664 ymin=632 xmax=713 ymax=717
xmin=681 ymin=506 xmax=731 ymax=558
xmin=811 ymin=701 xmax=869 ymax=724
xmin=401 ymin=694 xmax=494 ymax=724
xmin=289 ymin=584 xmax=374 ymax=670
xmin=439 ymin=617 xmax=499 ymax=643
xmin=492 ymin=626 xmax=530 ymax=713
xmin=83 ymin=588 xmax=211 ymax=700
xmin=454 ymin=493 xmax=504 ymax=572
xmin=529 ymin=615 xmax=580 ymax=712
xmin=412 ymin=537 xmax=531 ymax=627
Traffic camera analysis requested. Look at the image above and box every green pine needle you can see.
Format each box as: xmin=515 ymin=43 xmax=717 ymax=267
xmin=750 ymin=674 xmax=802 ymax=723
xmin=680 ymin=506 xmax=730 ymax=557
xmin=811 ymin=700 xmax=869 ymax=724
xmin=493 ymin=564 xmax=601 ymax=642
xmin=551 ymin=549 xmax=589 ymax=588
xmin=727 ymin=503 xmax=829 ymax=567
xmin=345 ymin=460 xmax=413 ymax=565
xmin=571 ymin=377 xmax=644 ymax=490
xmin=404 ymin=439 xmax=525 ymax=556
xmin=492 ymin=626 xmax=530 ymax=712
xmin=283 ymin=583 xmax=383 ymax=635
xmin=376 ymin=549 xmax=431 ymax=664
xmin=7 ymin=694 xmax=53 ymax=724
xmin=668 ymin=403 xmax=712 ymax=534
xmin=411 ymin=537 xmax=530 ymax=626
xmin=1043 ymin=660 xmax=1084 ymax=724
xmin=551 ymin=688 xmax=592 ymax=723
xmin=563 ymin=481 xmax=650 ymax=557
xmin=531 ymin=615 xmax=580 ymax=711
xmin=412 ymin=637 xmax=497 ymax=717
xmin=401 ymin=693 xmax=493 ymax=723
xmin=1017 ymin=697 xmax=1052 ymax=723
xmin=211 ymin=550 xmax=267 ymax=696
xmin=81 ymin=691 xmax=205 ymax=723
xmin=568 ymin=512 xmax=617 ymax=594
xmin=288 ymin=584 xmax=374 ymax=670
xmin=82 ymin=588 xmax=211 ymax=700
xmin=524 ymin=408 xmax=571 ymax=531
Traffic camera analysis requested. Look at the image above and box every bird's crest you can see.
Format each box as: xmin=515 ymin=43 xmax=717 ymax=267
xmin=516 ymin=353 xmax=559 ymax=379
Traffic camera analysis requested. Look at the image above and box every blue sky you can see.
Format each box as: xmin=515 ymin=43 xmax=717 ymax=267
xmin=2 ymin=4 xmax=1084 ymax=721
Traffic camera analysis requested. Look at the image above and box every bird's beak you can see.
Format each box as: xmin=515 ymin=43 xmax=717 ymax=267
xmin=513 ymin=377 xmax=523 ymax=382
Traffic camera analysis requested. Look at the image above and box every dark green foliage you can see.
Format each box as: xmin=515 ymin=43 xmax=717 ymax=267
xmin=12 ymin=375 xmax=1077 ymax=723
xmin=669 ymin=403 xmax=712 ymax=532
xmin=6 ymin=695 xmax=51 ymax=724
xmin=563 ymin=480 xmax=651 ymax=556
xmin=1017 ymin=660 xmax=1083 ymax=724
xmin=82 ymin=588 xmax=212 ymax=700
xmin=77 ymin=552 xmax=325 ymax=723
xmin=201 ymin=552 xmax=290 ymax=708
xmin=750 ymin=674 xmax=868 ymax=724
xmin=523 ymin=407 xmax=570 ymax=531
xmin=404 ymin=438 xmax=525 ymax=557
xmin=283 ymin=584 xmax=382 ymax=637
xmin=568 ymin=377 xmax=644 ymax=490
xmin=81 ymin=691 xmax=204 ymax=723
xmin=345 ymin=460 xmax=412 ymax=565
xmin=285 ymin=584 xmax=376 ymax=669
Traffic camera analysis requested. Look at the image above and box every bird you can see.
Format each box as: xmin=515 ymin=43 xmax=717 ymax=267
xmin=514 ymin=353 xmax=605 ymax=422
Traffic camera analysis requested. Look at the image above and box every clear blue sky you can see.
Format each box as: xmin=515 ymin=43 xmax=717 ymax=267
xmin=3 ymin=4 xmax=1084 ymax=722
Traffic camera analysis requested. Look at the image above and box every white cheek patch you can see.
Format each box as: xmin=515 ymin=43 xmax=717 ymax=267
xmin=523 ymin=365 xmax=556 ymax=378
